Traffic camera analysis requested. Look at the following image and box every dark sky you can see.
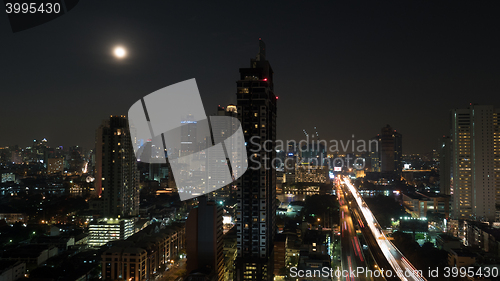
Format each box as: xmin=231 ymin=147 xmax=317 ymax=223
xmin=1 ymin=0 xmax=500 ymax=154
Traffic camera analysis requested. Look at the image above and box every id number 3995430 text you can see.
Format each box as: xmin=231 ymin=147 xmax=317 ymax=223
xmin=5 ymin=2 xmax=61 ymax=14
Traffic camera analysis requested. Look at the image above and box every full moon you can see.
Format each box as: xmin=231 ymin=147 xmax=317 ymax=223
xmin=113 ymin=46 xmax=127 ymax=59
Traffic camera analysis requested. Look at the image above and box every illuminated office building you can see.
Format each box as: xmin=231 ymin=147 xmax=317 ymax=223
xmin=450 ymin=105 xmax=500 ymax=221
xmin=88 ymin=218 xmax=134 ymax=247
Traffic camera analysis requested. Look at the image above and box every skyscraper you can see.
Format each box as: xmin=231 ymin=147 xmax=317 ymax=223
xmin=95 ymin=116 xmax=139 ymax=218
xmin=181 ymin=114 xmax=197 ymax=157
xmin=208 ymin=105 xmax=239 ymax=202
xmin=450 ymin=105 xmax=500 ymax=221
xmin=369 ymin=135 xmax=381 ymax=172
xmin=186 ymin=196 xmax=224 ymax=281
xmin=380 ymin=124 xmax=403 ymax=176
xmin=234 ymin=39 xmax=277 ymax=281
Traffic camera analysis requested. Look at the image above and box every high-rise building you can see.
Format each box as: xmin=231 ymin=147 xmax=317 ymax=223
xmin=439 ymin=136 xmax=452 ymax=195
xmin=181 ymin=114 xmax=198 ymax=157
xmin=68 ymin=145 xmax=84 ymax=173
xmin=234 ymin=39 xmax=277 ymax=281
xmin=95 ymin=116 xmax=139 ymax=218
xmin=394 ymin=130 xmax=402 ymax=174
xmin=207 ymin=105 xmax=240 ymax=202
xmin=368 ymin=135 xmax=381 ymax=172
xmin=186 ymin=196 xmax=224 ymax=281
xmin=380 ymin=125 xmax=402 ymax=176
xmin=450 ymin=105 xmax=500 ymax=221
xmin=47 ymin=158 xmax=65 ymax=174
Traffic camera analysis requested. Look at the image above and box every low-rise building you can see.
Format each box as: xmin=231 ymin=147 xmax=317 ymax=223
xmin=402 ymin=192 xmax=450 ymax=219
xmin=0 ymin=213 xmax=25 ymax=224
xmin=302 ymin=230 xmax=329 ymax=255
xmin=102 ymin=245 xmax=147 ymax=281
xmin=295 ymin=166 xmax=329 ymax=184
xmin=0 ymin=261 xmax=25 ymax=281
xmin=436 ymin=234 xmax=462 ymax=252
xmin=101 ymin=223 xmax=185 ymax=280
xmin=464 ymin=221 xmax=500 ymax=257
xmin=295 ymin=253 xmax=331 ymax=281
xmin=448 ymin=249 xmax=476 ymax=268
xmin=88 ymin=218 xmax=134 ymax=247
xmin=32 ymin=236 xmax=75 ymax=252
xmin=0 ymin=245 xmax=57 ymax=270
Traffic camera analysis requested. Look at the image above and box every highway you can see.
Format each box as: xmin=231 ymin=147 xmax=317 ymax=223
xmin=337 ymin=185 xmax=371 ymax=281
xmin=341 ymin=177 xmax=427 ymax=281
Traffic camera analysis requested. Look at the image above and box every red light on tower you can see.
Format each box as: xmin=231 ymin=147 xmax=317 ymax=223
xmin=263 ymin=78 xmax=267 ymax=81
xmin=276 ymin=96 xmax=279 ymax=100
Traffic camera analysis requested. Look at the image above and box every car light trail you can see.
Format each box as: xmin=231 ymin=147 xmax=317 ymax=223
xmin=354 ymin=236 xmax=364 ymax=262
xmin=347 ymin=256 xmax=355 ymax=281
xmin=343 ymin=177 xmax=426 ymax=281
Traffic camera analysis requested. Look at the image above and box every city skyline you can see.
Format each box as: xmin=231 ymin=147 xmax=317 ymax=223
xmin=2 ymin=1 xmax=500 ymax=154
xmin=2 ymin=2 xmax=500 ymax=281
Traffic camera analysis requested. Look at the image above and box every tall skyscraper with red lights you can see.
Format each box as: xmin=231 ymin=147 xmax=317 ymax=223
xmin=234 ymin=39 xmax=277 ymax=281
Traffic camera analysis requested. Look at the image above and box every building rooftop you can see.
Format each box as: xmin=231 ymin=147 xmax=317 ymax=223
xmin=2 ymin=244 xmax=55 ymax=259
xmin=437 ymin=233 xmax=461 ymax=242
xmin=451 ymin=249 xmax=476 ymax=258
xmin=0 ymin=260 xmax=21 ymax=272
xmin=467 ymin=221 xmax=500 ymax=240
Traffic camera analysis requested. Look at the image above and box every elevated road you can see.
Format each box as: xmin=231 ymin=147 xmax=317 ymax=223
xmin=341 ymin=177 xmax=427 ymax=281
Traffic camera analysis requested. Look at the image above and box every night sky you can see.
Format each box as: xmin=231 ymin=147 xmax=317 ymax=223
xmin=1 ymin=0 xmax=500 ymax=154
